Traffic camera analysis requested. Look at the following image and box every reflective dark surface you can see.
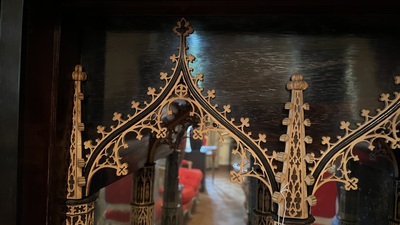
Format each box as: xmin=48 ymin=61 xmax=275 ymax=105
xmin=80 ymin=16 xmax=400 ymax=224
xmin=82 ymin=16 xmax=400 ymax=153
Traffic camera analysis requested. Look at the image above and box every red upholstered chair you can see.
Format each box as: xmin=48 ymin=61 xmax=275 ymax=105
xmin=311 ymin=173 xmax=338 ymax=225
xmin=154 ymin=198 xmax=163 ymax=221
xmin=179 ymin=165 xmax=203 ymax=219
xmin=155 ymin=160 xmax=204 ymax=223
xmin=103 ymin=174 xmax=133 ymax=225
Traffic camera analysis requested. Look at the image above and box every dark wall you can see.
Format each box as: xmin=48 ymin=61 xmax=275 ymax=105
xmin=0 ymin=1 xmax=24 ymax=225
xmin=0 ymin=0 xmax=79 ymax=224
xmin=19 ymin=1 xmax=81 ymax=225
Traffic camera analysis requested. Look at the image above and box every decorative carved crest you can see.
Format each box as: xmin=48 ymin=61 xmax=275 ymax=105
xmin=310 ymin=76 xmax=400 ymax=194
xmin=66 ymin=18 xmax=400 ymax=224
xmin=67 ymin=18 xmax=278 ymax=198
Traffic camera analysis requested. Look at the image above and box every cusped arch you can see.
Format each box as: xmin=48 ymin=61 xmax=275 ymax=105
xmin=309 ymin=79 xmax=400 ymax=194
xmin=73 ymin=18 xmax=279 ymax=198
xmin=65 ymin=17 xmax=400 ymax=225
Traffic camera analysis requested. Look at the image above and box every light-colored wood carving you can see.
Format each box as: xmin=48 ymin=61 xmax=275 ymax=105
xmin=310 ymin=76 xmax=400 ymax=195
xmin=66 ymin=200 xmax=95 ymax=225
xmin=131 ymin=164 xmax=155 ymax=225
xmin=65 ymin=17 xmax=400 ymax=225
xmin=67 ymin=65 xmax=87 ymax=200
xmin=273 ymin=74 xmax=400 ymax=222
xmin=254 ymin=179 xmax=274 ymax=225
xmin=273 ymin=74 xmax=314 ymax=219
xmin=80 ymin=18 xmax=276 ymax=196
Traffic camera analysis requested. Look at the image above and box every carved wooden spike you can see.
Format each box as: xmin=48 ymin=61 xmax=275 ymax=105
xmin=67 ymin=65 xmax=87 ymax=200
xmin=277 ymin=73 xmax=311 ymax=219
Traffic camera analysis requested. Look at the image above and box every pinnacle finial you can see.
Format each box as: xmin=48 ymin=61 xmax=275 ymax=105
xmin=173 ymin=18 xmax=193 ymax=38
xmin=72 ymin=65 xmax=87 ymax=81
xmin=395 ymin=76 xmax=400 ymax=85
xmin=287 ymin=73 xmax=308 ymax=90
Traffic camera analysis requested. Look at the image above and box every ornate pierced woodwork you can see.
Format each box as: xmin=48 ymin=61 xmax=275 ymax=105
xmin=73 ymin=18 xmax=279 ymax=197
xmin=67 ymin=65 xmax=87 ymax=200
xmin=254 ymin=179 xmax=274 ymax=225
xmin=272 ymin=74 xmax=314 ymax=220
xmin=66 ymin=17 xmax=400 ymax=225
xmin=309 ymin=77 xmax=400 ymax=194
xmin=131 ymin=164 xmax=155 ymax=225
xmin=66 ymin=197 xmax=96 ymax=225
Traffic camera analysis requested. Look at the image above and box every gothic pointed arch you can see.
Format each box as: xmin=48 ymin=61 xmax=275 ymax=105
xmin=67 ymin=18 xmax=279 ymax=200
xmin=65 ymin=17 xmax=400 ymax=225
xmin=309 ymin=78 xmax=400 ymax=194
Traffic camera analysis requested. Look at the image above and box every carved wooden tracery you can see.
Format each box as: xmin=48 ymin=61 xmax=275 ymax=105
xmin=66 ymin=18 xmax=400 ymax=225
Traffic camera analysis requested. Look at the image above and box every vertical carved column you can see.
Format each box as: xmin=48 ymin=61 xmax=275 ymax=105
xmin=67 ymin=65 xmax=87 ymax=200
xmin=161 ymin=150 xmax=181 ymax=225
xmin=66 ymin=65 xmax=96 ymax=225
xmin=337 ymin=185 xmax=359 ymax=225
xmin=272 ymin=74 xmax=315 ymax=225
xmin=390 ymin=180 xmax=400 ymax=225
xmin=131 ymin=163 xmax=156 ymax=225
xmin=253 ymin=179 xmax=274 ymax=225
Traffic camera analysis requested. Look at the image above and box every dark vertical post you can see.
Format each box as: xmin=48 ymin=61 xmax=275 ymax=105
xmin=389 ymin=179 xmax=400 ymax=225
xmin=161 ymin=150 xmax=182 ymax=225
xmin=0 ymin=1 xmax=24 ymax=225
xmin=337 ymin=186 xmax=359 ymax=225
xmin=253 ymin=179 xmax=274 ymax=225
xmin=337 ymin=160 xmax=360 ymax=225
xmin=247 ymin=159 xmax=257 ymax=225
xmin=131 ymin=163 xmax=156 ymax=225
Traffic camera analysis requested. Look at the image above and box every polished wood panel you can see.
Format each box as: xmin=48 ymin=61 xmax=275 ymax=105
xmin=0 ymin=1 xmax=24 ymax=224
xmin=18 ymin=2 xmax=80 ymax=225
xmin=20 ymin=3 xmax=60 ymax=224
xmin=62 ymin=0 xmax=400 ymax=15
xmin=81 ymin=15 xmax=400 ymax=158
xmin=78 ymin=16 xmax=400 ymax=224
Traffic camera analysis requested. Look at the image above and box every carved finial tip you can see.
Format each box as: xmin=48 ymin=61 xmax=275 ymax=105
xmin=287 ymin=73 xmax=308 ymax=90
xmin=291 ymin=73 xmax=303 ymax=81
xmin=173 ymin=18 xmax=193 ymax=37
xmin=394 ymin=76 xmax=400 ymax=85
xmin=72 ymin=65 xmax=87 ymax=81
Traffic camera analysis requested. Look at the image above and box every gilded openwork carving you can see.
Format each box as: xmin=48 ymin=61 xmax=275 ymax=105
xmin=131 ymin=165 xmax=155 ymax=225
xmin=73 ymin=18 xmax=278 ymax=197
xmin=309 ymin=77 xmax=400 ymax=194
xmin=66 ymin=201 xmax=95 ymax=225
xmin=66 ymin=18 xmax=400 ymax=225
xmin=67 ymin=65 xmax=87 ymax=200
xmin=272 ymin=73 xmax=314 ymax=219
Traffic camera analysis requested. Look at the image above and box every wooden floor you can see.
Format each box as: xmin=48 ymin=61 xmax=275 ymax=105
xmin=185 ymin=166 xmax=247 ymax=225
xmin=184 ymin=167 xmax=335 ymax=225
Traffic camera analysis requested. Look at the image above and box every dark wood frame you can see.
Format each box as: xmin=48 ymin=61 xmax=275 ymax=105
xmin=0 ymin=1 xmax=24 ymax=224
xmin=1 ymin=0 xmax=400 ymax=224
